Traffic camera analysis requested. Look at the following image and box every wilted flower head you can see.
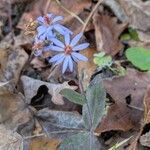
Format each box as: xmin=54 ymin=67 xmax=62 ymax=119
xmin=49 ymin=32 xmax=89 ymax=73
xmin=37 ymin=13 xmax=72 ymax=40
xmin=33 ymin=36 xmax=51 ymax=56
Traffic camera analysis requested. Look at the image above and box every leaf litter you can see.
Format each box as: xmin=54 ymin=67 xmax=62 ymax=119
xmin=0 ymin=0 xmax=150 ymax=150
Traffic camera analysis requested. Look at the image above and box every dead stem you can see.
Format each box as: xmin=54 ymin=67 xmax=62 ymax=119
xmin=82 ymin=0 xmax=103 ymax=32
xmin=55 ymin=0 xmax=84 ymax=25
xmin=44 ymin=0 xmax=51 ymax=14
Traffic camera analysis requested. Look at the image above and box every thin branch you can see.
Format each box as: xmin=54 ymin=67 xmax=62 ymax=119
xmin=82 ymin=0 xmax=104 ymax=32
xmin=127 ymin=104 xmax=143 ymax=112
xmin=24 ymin=133 xmax=45 ymax=140
xmin=55 ymin=0 xmax=85 ymax=25
xmin=44 ymin=0 xmax=51 ymax=14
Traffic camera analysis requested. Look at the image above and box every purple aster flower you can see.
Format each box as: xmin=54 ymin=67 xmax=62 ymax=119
xmin=37 ymin=13 xmax=72 ymax=40
xmin=49 ymin=32 xmax=89 ymax=73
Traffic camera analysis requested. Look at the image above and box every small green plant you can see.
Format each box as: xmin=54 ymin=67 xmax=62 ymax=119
xmin=120 ymin=28 xmax=139 ymax=41
xmin=59 ymin=75 xmax=106 ymax=150
xmin=126 ymin=47 xmax=150 ymax=71
xmin=93 ymin=52 xmax=112 ymax=68
xmin=93 ymin=52 xmax=126 ymax=76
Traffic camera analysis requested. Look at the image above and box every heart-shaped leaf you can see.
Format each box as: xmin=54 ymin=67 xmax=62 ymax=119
xmin=126 ymin=47 xmax=150 ymax=71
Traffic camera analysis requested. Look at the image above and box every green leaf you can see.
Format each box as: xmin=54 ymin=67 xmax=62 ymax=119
xmin=126 ymin=47 xmax=150 ymax=71
xmin=120 ymin=33 xmax=131 ymax=41
xmin=60 ymin=89 xmax=86 ymax=105
xmin=83 ymin=79 xmax=106 ymax=130
xmin=93 ymin=52 xmax=112 ymax=68
xmin=128 ymin=28 xmax=139 ymax=41
xmin=58 ymin=132 xmax=101 ymax=150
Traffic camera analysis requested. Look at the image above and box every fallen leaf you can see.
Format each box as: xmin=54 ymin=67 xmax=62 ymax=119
xmin=30 ymin=57 xmax=47 ymax=71
xmin=0 ymin=124 xmax=23 ymax=150
xmin=118 ymin=0 xmax=150 ymax=43
xmin=119 ymin=0 xmax=150 ymax=32
xmin=134 ymin=87 xmax=150 ymax=148
xmin=93 ymin=13 xmax=127 ymax=56
xmin=36 ymin=108 xmax=84 ymax=139
xmin=58 ymin=132 xmax=102 ymax=150
xmin=96 ymin=69 xmax=150 ymax=134
xmin=143 ymin=86 xmax=150 ymax=124
xmin=18 ymin=0 xmax=91 ymax=31
xmin=0 ymin=34 xmax=29 ymax=95
xmin=140 ymin=131 xmax=150 ymax=148
xmin=21 ymin=75 xmax=77 ymax=105
xmin=0 ymin=93 xmax=31 ymax=129
xmin=29 ymin=138 xmax=61 ymax=150
xmin=78 ymin=47 xmax=97 ymax=90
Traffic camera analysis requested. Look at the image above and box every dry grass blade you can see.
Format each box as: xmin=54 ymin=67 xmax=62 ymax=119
xmin=55 ymin=0 xmax=85 ymax=25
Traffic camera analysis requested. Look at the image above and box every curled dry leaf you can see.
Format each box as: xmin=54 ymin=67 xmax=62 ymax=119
xmin=96 ymin=69 xmax=150 ymax=134
xmin=0 ymin=124 xmax=23 ymax=150
xmin=140 ymin=131 xmax=150 ymax=148
xmin=93 ymin=13 xmax=127 ymax=56
xmin=21 ymin=75 xmax=77 ymax=105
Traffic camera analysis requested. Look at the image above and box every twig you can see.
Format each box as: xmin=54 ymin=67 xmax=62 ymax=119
xmin=55 ymin=0 xmax=84 ymax=25
xmin=127 ymin=104 xmax=143 ymax=112
xmin=24 ymin=133 xmax=45 ymax=140
xmin=44 ymin=0 xmax=51 ymax=14
xmin=82 ymin=0 xmax=103 ymax=32
xmin=7 ymin=0 xmax=14 ymax=42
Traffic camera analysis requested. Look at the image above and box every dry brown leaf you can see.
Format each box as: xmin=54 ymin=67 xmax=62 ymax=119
xmin=0 ymin=124 xmax=23 ymax=150
xmin=143 ymin=86 xmax=150 ymax=125
xmin=118 ymin=0 xmax=150 ymax=43
xmin=140 ymin=131 xmax=150 ymax=148
xmin=18 ymin=0 xmax=91 ymax=31
xmin=21 ymin=75 xmax=77 ymax=105
xmin=93 ymin=13 xmax=127 ymax=56
xmin=30 ymin=57 xmax=47 ymax=71
xmin=133 ymin=87 xmax=150 ymax=148
xmin=78 ymin=47 xmax=97 ymax=90
xmin=0 ymin=34 xmax=29 ymax=94
xmin=0 ymin=93 xmax=31 ymax=129
xmin=128 ymin=87 xmax=150 ymax=150
xmin=95 ymin=102 xmax=134 ymax=134
xmin=119 ymin=0 xmax=150 ymax=32
xmin=29 ymin=138 xmax=61 ymax=150
xmin=96 ymin=69 xmax=150 ymax=134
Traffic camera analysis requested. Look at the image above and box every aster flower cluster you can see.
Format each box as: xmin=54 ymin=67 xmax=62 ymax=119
xmin=33 ymin=13 xmax=89 ymax=73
